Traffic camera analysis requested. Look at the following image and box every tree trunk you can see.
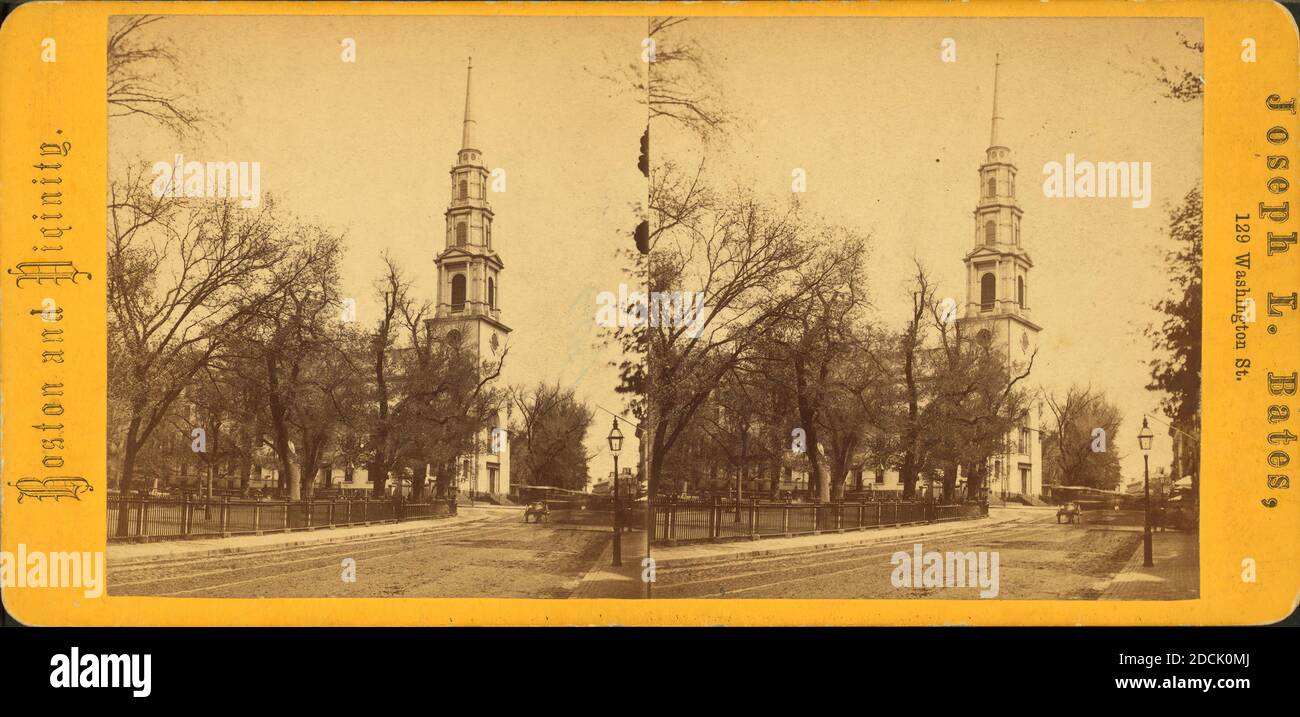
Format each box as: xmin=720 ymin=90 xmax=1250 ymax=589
xmin=115 ymin=438 xmax=140 ymax=537
xmin=238 ymin=424 xmax=253 ymax=496
xmin=649 ymin=423 xmax=668 ymax=501
xmin=900 ymin=450 xmax=917 ymax=499
xmin=369 ymin=455 xmax=388 ymax=497
xmin=829 ymin=451 xmax=847 ymax=502
xmin=942 ymin=463 xmax=957 ymax=503
xmin=797 ymin=409 xmax=827 ymax=501
xmin=297 ymin=459 xmax=314 ymax=501
xmin=964 ymin=463 xmax=983 ymax=503
xmin=412 ymin=463 xmax=427 ymax=502
xmin=434 ymin=462 xmax=454 ymax=500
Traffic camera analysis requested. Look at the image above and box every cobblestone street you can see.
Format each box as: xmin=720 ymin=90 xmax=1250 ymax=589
xmin=109 ymin=508 xmax=610 ymax=599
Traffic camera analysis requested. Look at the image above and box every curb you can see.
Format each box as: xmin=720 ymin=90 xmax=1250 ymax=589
xmin=568 ymin=531 xmax=646 ymax=599
xmin=651 ymin=513 xmax=1028 ymax=570
xmin=108 ymin=515 xmax=489 ymax=567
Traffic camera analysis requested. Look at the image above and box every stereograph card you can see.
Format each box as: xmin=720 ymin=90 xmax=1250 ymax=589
xmin=0 ymin=1 xmax=1296 ymax=627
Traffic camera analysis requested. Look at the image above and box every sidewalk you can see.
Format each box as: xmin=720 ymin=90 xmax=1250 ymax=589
xmin=108 ymin=508 xmax=500 ymax=567
xmin=568 ymin=530 xmax=648 ymax=599
xmin=1099 ymin=529 xmax=1199 ymax=600
xmin=648 ymin=508 xmax=1032 ymax=570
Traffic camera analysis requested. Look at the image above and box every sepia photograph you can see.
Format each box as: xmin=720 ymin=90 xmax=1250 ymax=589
xmin=639 ymin=16 xmax=1202 ymax=600
xmin=103 ymin=14 xmax=647 ymax=598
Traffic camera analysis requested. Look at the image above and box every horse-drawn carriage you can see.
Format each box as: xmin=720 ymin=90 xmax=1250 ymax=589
xmin=524 ymin=501 xmax=550 ymax=523
xmin=1056 ymin=501 xmax=1083 ymax=524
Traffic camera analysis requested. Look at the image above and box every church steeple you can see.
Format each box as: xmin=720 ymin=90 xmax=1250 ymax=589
xmin=461 ymin=57 xmax=478 ymax=152
xmin=431 ymin=56 xmax=509 ymax=357
xmin=458 ymin=58 xmax=483 ymax=168
xmin=955 ymin=57 xmax=1044 ymax=503
xmin=961 ymin=57 xmax=1035 ymax=328
xmin=989 ymin=54 xmax=1004 ymax=149
xmin=425 ymin=57 xmax=512 ymax=500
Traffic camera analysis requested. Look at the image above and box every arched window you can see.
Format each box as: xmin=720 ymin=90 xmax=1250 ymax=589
xmin=488 ymin=277 xmax=496 ymax=310
xmin=450 ymin=274 xmax=466 ymax=311
xmin=1017 ymin=276 xmax=1026 ymax=308
xmin=985 ymin=220 xmax=997 ymax=245
xmin=456 ymin=222 xmax=467 ymax=246
xmin=986 ymin=177 xmax=996 ymax=198
xmin=980 ymin=272 xmax=996 ymax=310
xmin=458 ymin=179 xmax=468 ymax=200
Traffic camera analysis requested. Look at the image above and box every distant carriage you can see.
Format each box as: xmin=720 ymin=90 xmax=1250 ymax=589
xmin=1056 ymin=501 xmax=1082 ymax=524
xmin=523 ymin=501 xmax=550 ymax=523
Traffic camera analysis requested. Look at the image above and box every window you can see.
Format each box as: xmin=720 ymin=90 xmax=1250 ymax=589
xmin=1014 ymin=220 xmax=1020 ymax=245
xmin=986 ymin=177 xmax=996 ymax=198
xmin=874 ymin=470 xmax=885 ymax=484
xmin=1018 ymin=428 xmax=1030 ymax=454
xmin=488 ymin=277 xmax=496 ymax=310
xmin=456 ymin=222 xmax=467 ymax=246
xmin=984 ymin=219 xmax=997 ymax=245
xmin=450 ymin=274 xmax=466 ymax=311
xmin=1017 ymin=276 xmax=1026 ymax=308
xmin=1010 ymin=174 xmax=1016 ymax=197
xmin=458 ymin=179 xmax=468 ymax=200
xmin=485 ymin=221 xmax=491 ymax=249
xmin=980 ymin=272 xmax=996 ymax=310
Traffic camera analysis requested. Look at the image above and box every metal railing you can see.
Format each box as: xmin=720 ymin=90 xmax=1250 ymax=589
xmin=107 ymin=496 xmax=456 ymax=542
xmin=650 ymin=498 xmax=986 ymax=544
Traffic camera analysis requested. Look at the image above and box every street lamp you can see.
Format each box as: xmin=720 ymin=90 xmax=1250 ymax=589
xmin=607 ymin=417 xmax=624 ymax=567
xmin=1138 ymin=416 xmax=1154 ymax=567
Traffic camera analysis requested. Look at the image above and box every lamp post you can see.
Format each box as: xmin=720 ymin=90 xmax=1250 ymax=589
xmin=608 ymin=417 xmax=624 ymax=567
xmin=1138 ymin=416 xmax=1154 ymax=567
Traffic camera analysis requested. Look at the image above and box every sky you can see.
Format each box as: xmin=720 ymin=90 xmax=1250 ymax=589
xmin=657 ymin=17 xmax=1203 ymax=481
xmin=108 ymin=15 xmax=647 ymax=477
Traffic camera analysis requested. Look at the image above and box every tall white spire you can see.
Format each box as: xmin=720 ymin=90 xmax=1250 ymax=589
xmin=989 ymin=54 xmax=1004 ymax=148
xmin=461 ymin=56 xmax=477 ymax=150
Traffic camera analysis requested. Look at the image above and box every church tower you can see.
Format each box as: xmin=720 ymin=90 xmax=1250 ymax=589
xmin=958 ymin=57 xmax=1044 ymax=499
xmin=428 ymin=58 xmax=511 ymax=497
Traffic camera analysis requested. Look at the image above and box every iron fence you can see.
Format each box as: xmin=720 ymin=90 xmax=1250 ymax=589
xmin=107 ymin=495 xmax=456 ymax=542
xmin=650 ymin=498 xmax=985 ymax=544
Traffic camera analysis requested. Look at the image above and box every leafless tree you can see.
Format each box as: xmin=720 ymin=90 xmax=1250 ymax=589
xmin=509 ymin=383 xmax=595 ymax=491
xmin=1043 ymin=386 xmax=1124 ymax=491
xmin=108 ymin=15 xmax=201 ymax=137
xmin=108 ymin=168 xmax=297 ymax=533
